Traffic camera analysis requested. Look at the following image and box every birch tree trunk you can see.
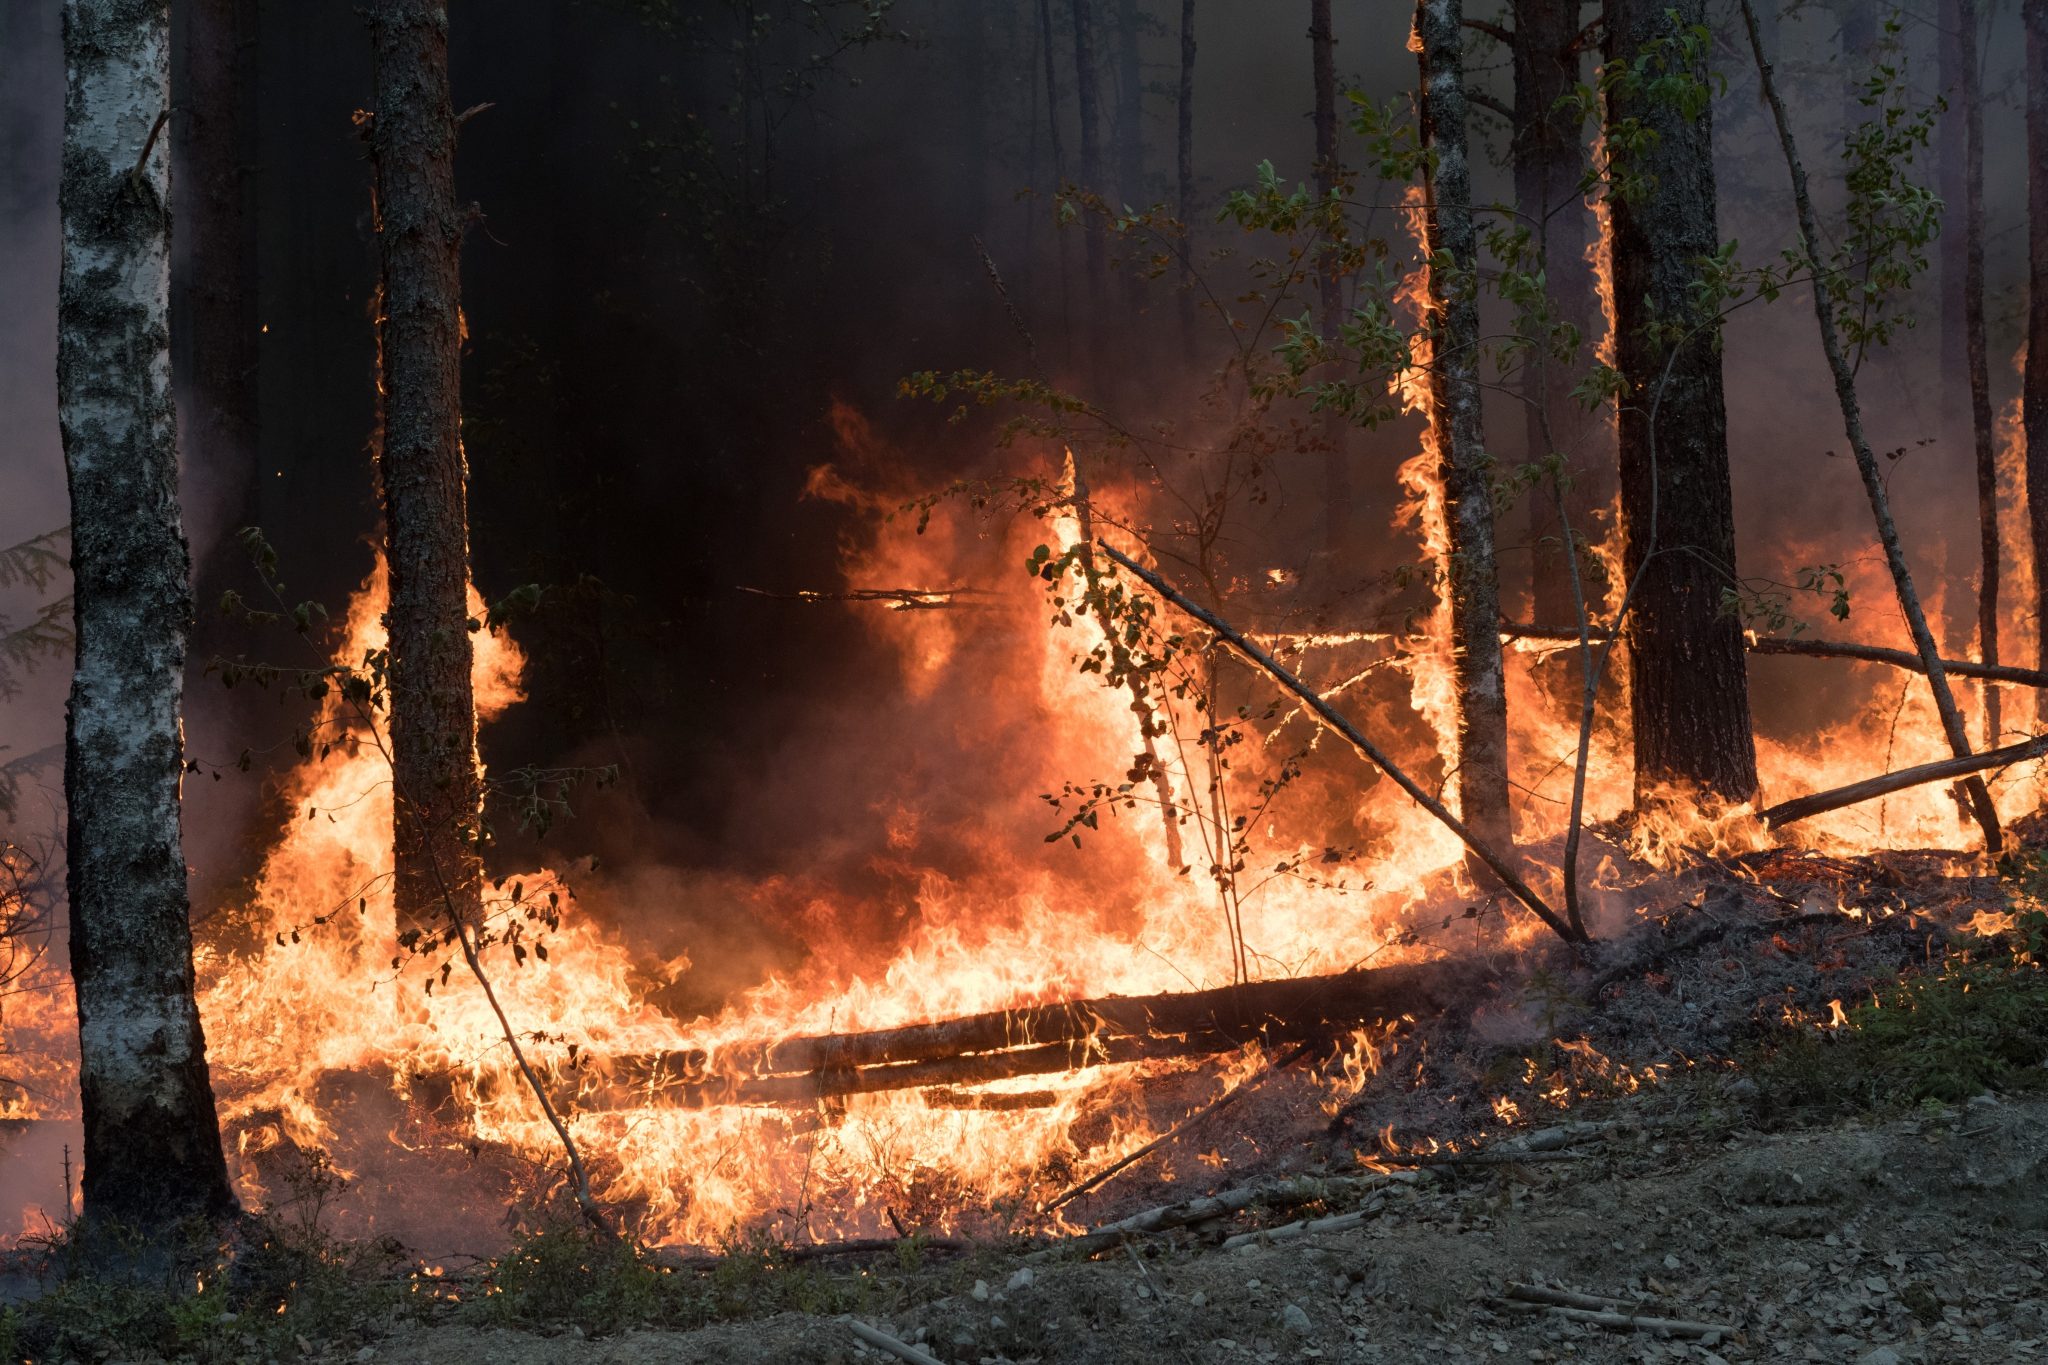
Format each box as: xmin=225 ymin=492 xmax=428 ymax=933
xmin=2027 ymin=0 xmax=2048 ymax=674
xmin=1311 ymin=0 xmax=1349 ymax=555
xmin=1509 ymin=0 xmax=1600 ymax=625
xmin=1416 ymin=0 xmax=1513 ymax=857
xmin=368 ymin=0 xmax=483 ymax=930
xmin=1604 ymin=0 xmax=1760 ymax=804
xmin=59 ymin=0 xmax=236 ymax=1232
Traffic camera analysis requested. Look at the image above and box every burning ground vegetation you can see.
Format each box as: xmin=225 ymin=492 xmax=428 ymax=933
xmin=4 ymin=452 xmax=2048 ymax=1363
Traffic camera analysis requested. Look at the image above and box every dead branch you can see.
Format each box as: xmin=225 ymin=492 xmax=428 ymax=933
xmin=1506 ymin=623 xmax=2048 ymax=687
xmin=735 ymin=584 xmax=994 ymax=610
xmin=1218 ymin=1202 xmax=1381 ymax=1250
xmin=1098 ymin=543 xmax=1581 ymax=941
xmin=1761 ymin=733 xmax=2048 ymax=828
xmin=1494 ymin=1298 xmax=1738 ymax=1340
xmin=1031 ymin=1170 xmax=1414 ymax=1261
xmin=844 ymin=1318 xmax=946 ymax=1365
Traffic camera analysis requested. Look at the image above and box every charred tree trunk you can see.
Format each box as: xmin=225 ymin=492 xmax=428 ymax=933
xmin=1417 ymin=0 xmax=1513 ymax=857
xmin=2028 ymin=0 xmax=2048 ymax=674
xmin=368 ymin=0 xmax=482 ymax=929
xmin=1311 ymin=0 xmax=1349 ymax=555
xmin=1509 ymin=0 xmax=1599 ymax=624
xmin=1957 ymin=0 xmax=2001 ymax=745
xmin=171 ymin=0 xmax=260 ymax=577
xmin=1740 ymin=0 xmax=2003 ymax=854
xmin=58 ymin=0 xmax=236 ymax=1233
xmin=1604 ymin=0 xmax=1760 ymax=804
xmin=1177 ymin=0 xmax=1196 ymax=358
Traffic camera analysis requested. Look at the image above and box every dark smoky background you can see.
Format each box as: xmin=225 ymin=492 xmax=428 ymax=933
xmin=0 ymin=1 xmax=2034 ymax=1010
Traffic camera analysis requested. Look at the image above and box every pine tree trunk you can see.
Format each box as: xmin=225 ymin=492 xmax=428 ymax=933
xmin=58 ymin=0 xmax=236 ymax=1233
xmin=1311 ymin=0 xmax=1348 ymax=555
xmin=2028 ymin=0 xmax=2048 ymax=674
xmin=1604 ymin=0 xmax=1760 ymax=804
xmin=368 ymin=0 xmax=482 ymax=930
xmin=172 ymin=0 xmax=261 ymax=577
xmin=1177 ymin=0 xmax=1196 ymax=358
xmin=1511 ymin=0 xmax=1599 ymax=624
xmin=1958 ymin=0 xmax=2000 ymax=745
xmin=1416 ymin=0 xmax=1513 ymax=855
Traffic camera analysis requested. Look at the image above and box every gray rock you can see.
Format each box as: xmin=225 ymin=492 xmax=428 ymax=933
xmin=1280 ymin=1303 xmax=1313 ymax=1333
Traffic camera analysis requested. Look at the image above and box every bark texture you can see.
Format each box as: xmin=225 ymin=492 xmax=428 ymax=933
xmin=369 ymin=0 xmax=482 ymax=929
xmin=59 ymin=0 xmax=236 ymax=1230
xmin=1417 ymin=0 xmax=1513 ymax=856
xmin=2028 ymin=0 xmax=2048 ymax=673
xmin=1603 ymin=0 xmax=1760 ymax=803
xmin=1311 ymin=0 xmax=1349 ymax=554
xmin=1509 ymin=0 xmax=1600 ymax=624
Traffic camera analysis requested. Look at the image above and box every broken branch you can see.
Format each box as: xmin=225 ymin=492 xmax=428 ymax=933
xmin=1761 ymin=733 xmax=2048 ymax=828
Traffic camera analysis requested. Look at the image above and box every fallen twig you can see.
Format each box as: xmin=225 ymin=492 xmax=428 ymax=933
xmin=1029 ymin=1170 xmax=1413 ymax=1261
xmin=1219 ymin=1202 xmax=1381 ymax=1250
xmin=1495 ymin=1299 xmax=1738 ymax=1340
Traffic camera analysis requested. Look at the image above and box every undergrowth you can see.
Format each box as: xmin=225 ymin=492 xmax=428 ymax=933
xmin=1750 ymin=852 xmax=2048 ymax=1117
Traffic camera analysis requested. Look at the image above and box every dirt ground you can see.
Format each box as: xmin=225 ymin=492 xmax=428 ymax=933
xmin=334 ymin=1083 xmax=2048 ymax=1365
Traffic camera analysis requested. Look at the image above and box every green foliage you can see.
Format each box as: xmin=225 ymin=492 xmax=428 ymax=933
xmin=1719 ymin=563 xmax=1850 ymax=635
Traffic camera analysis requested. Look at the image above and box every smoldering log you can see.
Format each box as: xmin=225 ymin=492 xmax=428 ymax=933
xmin=1761 ymin=733 xmax=2048 ymax=828
xmin=594 ymin=958 xmax=1497 ymax=1108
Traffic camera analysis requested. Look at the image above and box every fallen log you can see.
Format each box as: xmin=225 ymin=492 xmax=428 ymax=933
xmin=1761 ymin=733 xmax=2048 ymax=828
xmin=600 ymin=958 xmax=1497 ymax=1109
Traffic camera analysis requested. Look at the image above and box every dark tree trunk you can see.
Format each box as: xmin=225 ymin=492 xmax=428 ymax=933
xmin=1938 ymin=0 xmax=1968 ymax=443
xmin=1071 ymin=0 xmax=1108 ymax=300
xmin=1510 ymin=0 xmax=1599 ymax=624
xmin=1113 ymin=0 xmax=1143 ymax=205
xmin=1417 ymin=0 xmax=1513 ymax=856
xmin=2029 ymin=0 xmax=2048 ymax=673
xmin=1038 ymin=0 xmax=1074 ymax=357
xmin=1177 ymin=0 xmax=1196 ymax=358
xmin=1603 ymin=0 xmax=1760 ymax=804
xmin=58 ymin=0 xmax=236 ymax=1232
xmin=1957 ymin=0 xmax=2000 ymax=744
xmin=172 ymin=0 xmax=261 ymax=581
xmin=1311 ymin=0 xmax=1348 ymax=554
xmin=368 ymin=0 xmax=482 ymax=930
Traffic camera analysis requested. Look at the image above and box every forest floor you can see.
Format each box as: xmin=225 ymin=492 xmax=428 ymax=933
xmin=8 ymin=844 xmax=2048 ymax=1363
xmin=331 ymin=1086 xmax=2048 ymax=1365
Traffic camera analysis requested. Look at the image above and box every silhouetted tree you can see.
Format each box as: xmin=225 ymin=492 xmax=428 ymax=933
xmin=367 ymin=0 xmax=483 ymax=929
xmin=2027 ymin=0 xmax=2048 ymax=672
xmin=1311 ymin=0 xmax=1348 ymax=553
xmin=1603 ymin=0 xmax=1760 ymax=803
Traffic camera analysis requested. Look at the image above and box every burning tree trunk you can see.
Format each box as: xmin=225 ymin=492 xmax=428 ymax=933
xmin=1311 ymin=0 xmax=1350 ymax=555
xmin=1507 ymin=0 xmax=1600 ymax=624
xmin=2028 ymin=0 xmax=2048 ymax=674
xmin=368 ymin=0 xmax=484 ymax=929
xmin=58 ymin=0 xmax=236 ymax=1232
xmin=1603 ymin=0 xmax=1760 ymax=805
xmin=1956 ymin=0 xmax=2001 ymax=745
xmin=1416 ymin=0 xmax=1513 ymax=857
xmin=1739 ymin=0 xmax=2003 ymax=855
xmin=1177 ymin=0 xmax=1197 ymax=358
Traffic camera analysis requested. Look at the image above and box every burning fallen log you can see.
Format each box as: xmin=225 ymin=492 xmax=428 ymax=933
xmin=1761 ymin=732 xmax=2048 ymax=828
xmin=596 ymin=958 xmax=1496 ymax=1109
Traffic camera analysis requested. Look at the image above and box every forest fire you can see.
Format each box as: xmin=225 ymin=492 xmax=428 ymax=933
xmin=8 ymin=0 xmax=2048 ymax=1358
